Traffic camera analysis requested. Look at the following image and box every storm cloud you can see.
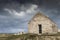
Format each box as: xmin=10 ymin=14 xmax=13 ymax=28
xmin=0 ymin=0 xmax=60 ymax=33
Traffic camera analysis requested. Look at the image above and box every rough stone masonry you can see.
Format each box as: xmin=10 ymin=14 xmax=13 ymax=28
xmin=28 ymin=13 xmax=58 ymax=34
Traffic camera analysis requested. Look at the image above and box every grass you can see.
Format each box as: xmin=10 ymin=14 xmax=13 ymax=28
xmin=0 ymin=33 xmax=60 ymax=40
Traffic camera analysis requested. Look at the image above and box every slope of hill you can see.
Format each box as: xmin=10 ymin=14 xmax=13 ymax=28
xmin=0 ymin=33 xmax=60 ymax=40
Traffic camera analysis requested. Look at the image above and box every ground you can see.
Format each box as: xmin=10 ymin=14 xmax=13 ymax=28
xmin=0 ymin=33 xmax=60 ymax=40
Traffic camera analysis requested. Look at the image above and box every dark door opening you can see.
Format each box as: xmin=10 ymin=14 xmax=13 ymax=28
xmin=38 ymin=24 xmax=42 ymax=33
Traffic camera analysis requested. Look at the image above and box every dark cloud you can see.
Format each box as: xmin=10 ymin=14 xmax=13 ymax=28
xmin=0 ymin=0 xmax=60 ymax=33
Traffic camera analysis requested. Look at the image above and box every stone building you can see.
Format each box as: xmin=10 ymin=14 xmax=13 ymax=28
xmin=28 ymin=13 xmax=58 ymax=34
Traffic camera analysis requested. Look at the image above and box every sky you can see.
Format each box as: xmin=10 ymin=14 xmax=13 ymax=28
xmin=0 ymin=0 xmax=60 ymax=33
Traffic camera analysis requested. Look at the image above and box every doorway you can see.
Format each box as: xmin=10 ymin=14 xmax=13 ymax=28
xmin=38 ymin=24 xmax=42 ymax=33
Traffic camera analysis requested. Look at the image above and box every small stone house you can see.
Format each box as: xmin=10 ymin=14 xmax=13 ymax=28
xmin=28 ymin=13 xmax=58 ymax=34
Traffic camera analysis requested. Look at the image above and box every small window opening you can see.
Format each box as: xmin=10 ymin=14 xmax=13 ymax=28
xmin=38 ymin=24 xmax=42 ymax=33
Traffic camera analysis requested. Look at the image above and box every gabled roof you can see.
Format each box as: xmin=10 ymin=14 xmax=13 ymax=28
xmin=28 ymin=12 xmax=57 ymax=26
xmin=28 ymin=13 xmax=48 ymax=24
xmin=32 ymin=13 xmax=48 ymax=18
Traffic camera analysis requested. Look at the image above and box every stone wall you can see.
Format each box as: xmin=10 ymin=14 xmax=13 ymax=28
xmin=28 ymin=13 xmax=58 ymax=34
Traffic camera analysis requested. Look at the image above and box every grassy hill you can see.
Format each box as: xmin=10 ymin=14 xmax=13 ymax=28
xmin=0 ymin=33 xmax=60 ymax=40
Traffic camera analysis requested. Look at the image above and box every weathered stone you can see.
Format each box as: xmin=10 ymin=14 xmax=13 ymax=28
xmin=28 ymin=13 xmax=58 ymax=34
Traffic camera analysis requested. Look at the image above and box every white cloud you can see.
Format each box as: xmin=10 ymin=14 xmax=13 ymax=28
xmin=4 ymin=4 xmax=38 ymax=18
xmin=16 ymin=11 xmax=25 ymax=17
xmin=4 ymin=8 xmax=12 ymax=14
xmin=31 ymin=5 xmax=38 ymax=10
xmin=26 ymin=4 xmax=38 ymax=14
xmin=12 ymin=10 xmax=25 ymax=17
xmin=4 ymin=8 xmax=25 ymax=18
